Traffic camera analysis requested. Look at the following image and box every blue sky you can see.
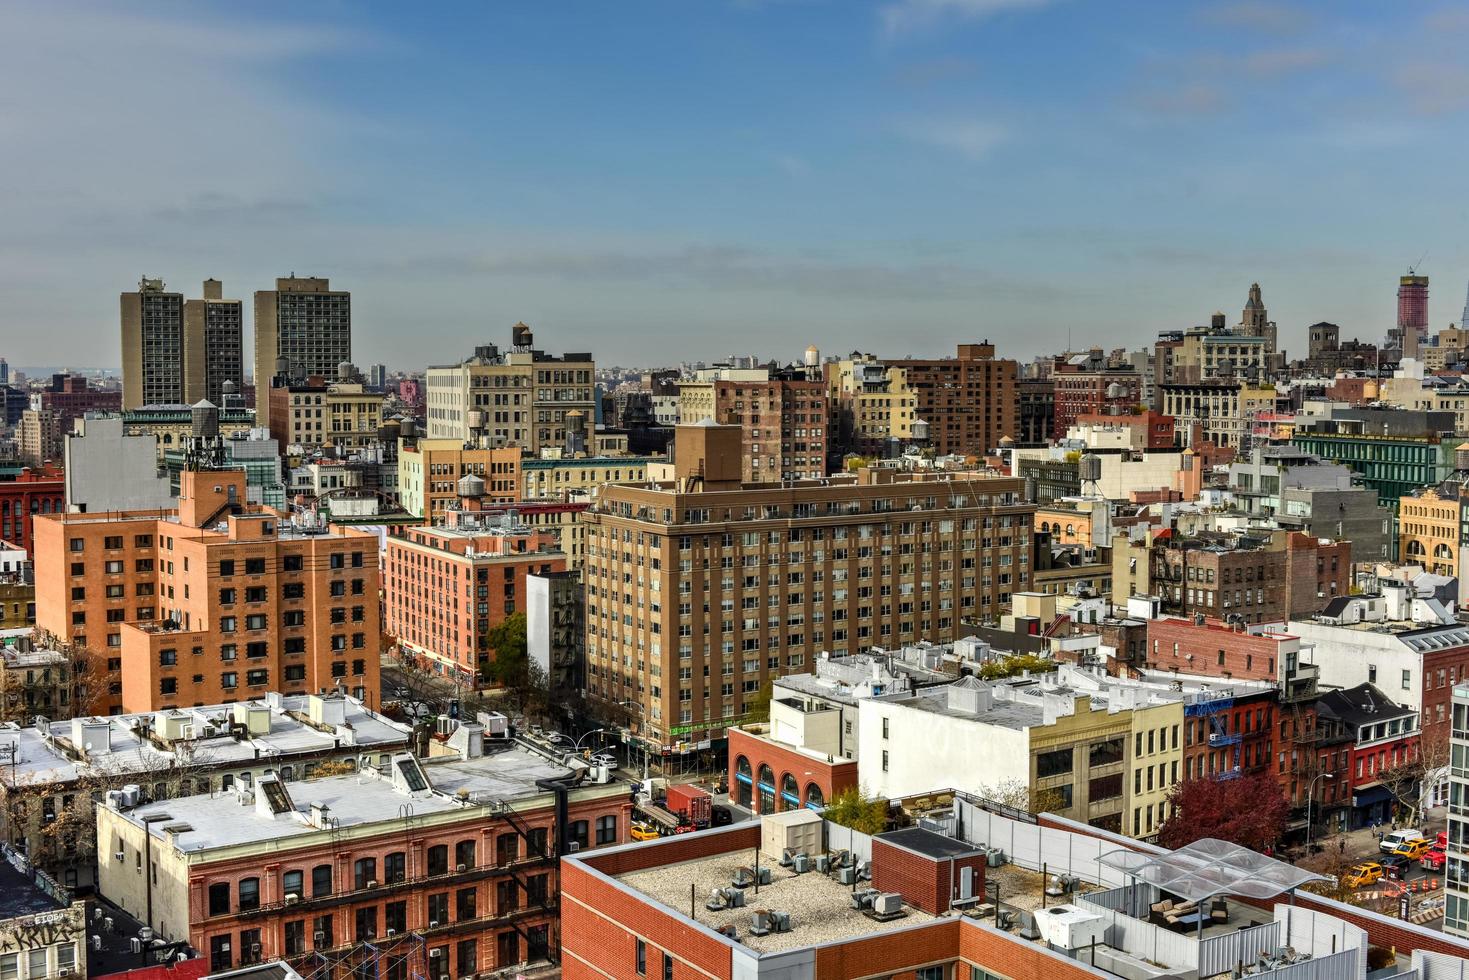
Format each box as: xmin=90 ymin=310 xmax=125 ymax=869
xmin=4 ymin=0 xmax=1469 ymax=370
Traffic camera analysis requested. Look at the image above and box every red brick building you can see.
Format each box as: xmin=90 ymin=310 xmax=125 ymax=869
xmin=562 ymin=821 xmax=1099 ymax=980
xmin=1074 ymin=410 xmax=1176 ymax=448
xmin=0 ymin=465 xmax=65 ymax=557
xmin=98 ymin=745 xmax=634 ymax=978
xmin=727 ymin=724 xmax=857 ymax=813
xmin=39 ymin=373 xmax=121 ymax=429
xmin=1053 ymin=370 xmax=1140 ymax=439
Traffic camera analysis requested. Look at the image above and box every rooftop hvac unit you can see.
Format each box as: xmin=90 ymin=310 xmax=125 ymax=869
xmin=874 ymin=893 xmax=904 ymax=916
xmin=706 ymin=889 xmax=728 ymax=911
xmin=1033 ymin=904 xmax=1107 ymax=951
xmin=755 ymin=866 xmax=770 ymax=884
xmin=792 ymin=853 xmax=810 ymax=874
xmin=838 ymin=866 xmax=857 ymax=886
xmin=850 ymin=889 xmax=878 ymax=910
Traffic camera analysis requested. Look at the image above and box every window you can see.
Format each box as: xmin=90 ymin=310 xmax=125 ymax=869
xmin=1037 ymin=748 xmax=1073 ymax=777
xmin=916 ymin=968 xmax=945 ymax=980
xmin=1403 ymin=669 xmax=1412 ymax=691
xmin=312 ymin=864 xmax=333 ymax=896
xmin=285 ymin=920 xmax=306 ymax=956
xmin=25 ymin=954 xmax=44 ymax=980
xmin=455 ymin=839 xmax=476 ymax=869
xmin=569 ymin=820 xmax=589 ymax=850
xmin=208 ymin=881 xmax=230 ymax=916
xmin=238 ymin=876 xmax=260 ymax=911
xmin=219 ymin=559 xmax=235 ymax=576
xmin=354 ymin=857 xmax=377 ymax=889
xmin=245 ymin=558 xmax=266 ymax=575
xmin=282 ymin=869 xmax=303 ymax=897
xmin=636 ymin=939 xmax=647 ymax=976
xmin=596 ymin=814 xmax=618 ymax=845
xmin=428 ymin=892 xmax=449 ymax=925
xmin=664 ymin=951 xmax=675 ymax=980
xmin=385 ymin=851 xmax=406 ymax=883
xmin=355 ymin=906 xmax=377 ymax=940
xmin=385 ymin=900 xmax=407 ymax=934
xmin=456 ymin=886 xmax=476 ymax=921
xmin=428 ymin=843 xmax=449 ymax=876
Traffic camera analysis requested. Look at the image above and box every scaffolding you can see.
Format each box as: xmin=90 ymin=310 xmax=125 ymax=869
xmin=297 ymin=930 xmax=428 ymax=980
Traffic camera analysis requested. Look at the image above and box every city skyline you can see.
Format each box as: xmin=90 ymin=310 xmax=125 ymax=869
xmin=5 ymin=1 xmax=1469 ymax=368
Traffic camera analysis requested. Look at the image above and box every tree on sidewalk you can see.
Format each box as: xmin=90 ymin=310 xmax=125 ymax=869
xmin=1157 ymin=772 xmax=1289 ymax=851
xmin=482 ymin=613 xmax=550 ymax=719
xmin=1375 ymin=727 xmax=1447 ymax=827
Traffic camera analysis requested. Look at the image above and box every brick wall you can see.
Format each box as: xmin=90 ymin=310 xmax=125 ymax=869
xmin=1145 ymin=616 xmax=1285 ymax=681
xmin=870 ymin=838 xmax=987 ymax=916
xmin=727 ymin=726 xmax=857 ymax=812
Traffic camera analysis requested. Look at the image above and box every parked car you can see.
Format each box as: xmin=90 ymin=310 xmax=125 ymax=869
xmin=1422 ymin=846 xmax=1447 ymax=871
xmin=1341 ymin=863 xmax=1384 ymax=889
xmin=1381 ymin=855 xmax=1411 ymax=881
xmin=1391 ymin=837 xmax=1432 ymax=861
xmin=1379 ymin=830 xmax=1427 ymax=855
xmin=590 ymin=752 xmax=620 ymax=770
xmin=710 ymin=804 xmax=734 ymax=827
xmin=630 ymin=822 xmax=660 ymax=842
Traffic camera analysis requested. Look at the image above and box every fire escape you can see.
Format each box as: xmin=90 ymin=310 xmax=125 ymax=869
xmin=498 ymin=800 xmax=557 ymax=964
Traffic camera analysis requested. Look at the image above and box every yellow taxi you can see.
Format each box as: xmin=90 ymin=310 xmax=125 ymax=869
xmin=1391 ymin=838 xmax=1432 ymax=861
xmin=630 ymin=822 xmax=661 ymax=842
xmin=1341 ymin=862 xmax=1384 ymax=889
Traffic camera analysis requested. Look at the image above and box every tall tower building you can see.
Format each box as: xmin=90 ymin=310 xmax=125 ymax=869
xmin=1398 ymin=271 xmax=1429 ymax=358
xmin=121 ymin=277 xmax=186 ymax=408
xmin=1237 ymin=282 xmax=1277 ymax=352
xmin=253 ymin=276 xmax=352 ymax=427
xmin=183 ymin=279 xmax=244 ymax=408
xmin=122 ymin=278 xmax=243 ymax=409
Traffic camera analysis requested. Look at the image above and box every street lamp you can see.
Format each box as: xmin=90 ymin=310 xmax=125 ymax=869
xmin=1305 ymin=770 xmax=1336 ymax=851
xmin=573 ymin=728 xmax=608 ymax=753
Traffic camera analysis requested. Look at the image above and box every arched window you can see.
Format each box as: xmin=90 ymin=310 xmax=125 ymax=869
xmin=757 ymin=764 xmax=776 ymax=815
xmin=384 ymin=851 xmax=406 ymax=883
xmin=1065 ymin=524 xmax=1075 ymax=537
xmin=455 ymin=839 xmax=476 ymax=870
xmin=781 ymin=773 xmax=800 ymax=810
xmin=805 ymin=783 xmax=824 ymax=809
xmin=1435 ymin=543 xmax=1453 ymax=559
xmin=353 ymin=857 xmax=376 ymax=890
xmin=237 ymin=876 xmax=260 ymax=911
xmin=1407 ymin=539 xmax=1427 ymax=557
xmin=735 ymin=755 xmax=752 ymax=808
xmin=427 ymin=844 xmax=449 ymax=876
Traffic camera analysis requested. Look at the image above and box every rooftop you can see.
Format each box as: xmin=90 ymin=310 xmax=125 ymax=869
xmin=617 ymin=845 xmax=936 ymax=953
xmin=0 ymin=692 xmax=411 ymax=788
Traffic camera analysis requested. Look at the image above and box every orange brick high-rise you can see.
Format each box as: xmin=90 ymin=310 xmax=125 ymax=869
xmin=34 ymin=469 xmax=381 ymax=714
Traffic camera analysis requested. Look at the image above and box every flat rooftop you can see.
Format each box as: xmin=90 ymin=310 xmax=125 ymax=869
xmin=119 ymin=744 xmax=580 ymax=853
xmin=0 ymin=856 xmax=64 ymax=919
xmin=619 ymin=850 xmax=935 ymax=953
xmin=879 ymin=827 xmax=983 ymax=860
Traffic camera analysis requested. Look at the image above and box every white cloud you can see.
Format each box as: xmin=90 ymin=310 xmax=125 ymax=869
xmin=900 ymin=118 xmax=1008 ymax=160
xmin=880 ymin=0 xmax=1051 ymax=37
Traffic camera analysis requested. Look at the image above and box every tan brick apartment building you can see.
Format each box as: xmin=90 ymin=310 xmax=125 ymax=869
xmin=33 ymin=469 xmax=381 ymax=713
xmin=885 ymin=342 xmax=1018 ymax=456
xmin=583 ymin=421 xmax=1034 ymax=757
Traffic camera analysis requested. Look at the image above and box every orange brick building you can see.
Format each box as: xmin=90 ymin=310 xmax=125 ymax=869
xmin=884 ymin=342 xmax=1019 ymax=456
xmin=713 ymin=372 xmax=828 ymax=483
xmin=383 ymin=507 xmax=566 ymax=684
xmin=33 ymin=469 xmax=381 ymax=714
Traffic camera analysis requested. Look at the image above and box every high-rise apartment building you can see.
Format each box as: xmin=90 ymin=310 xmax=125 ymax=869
xmin=33 ymin=469 xmax=381 ymax=714
xmin=424 ymin=325 xmax=595 ymax=453
xmin=713 ymin=370 xmax=827 ymax=482
xmin=253 ymin=276 xmax=352 ymax=427
xmin=1397 ymin=271 xmax=1429 ymax=358
xmin=582 ymin=422 xmax=1034 ymax=759
xmin=396 ymin=439 xmax=521 ymax=519
xmin=121 ymin=277 xmax=185 ymax=408
xmin=823 ymin=355 xmax=916 ymax=459
xmin=187 ymin=278 xmax=245 ymax=406
xmin=266 ymin=378 xmax=383 ymax=451
xmin=121 ymin=278 xmax=244 ymax=409
xmin=883 ymin=342 xmax=1018 ymax=456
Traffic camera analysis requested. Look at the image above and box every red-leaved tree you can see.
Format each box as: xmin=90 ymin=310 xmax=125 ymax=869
xmin=1157 ymin=773 xmax=1290 ymax=852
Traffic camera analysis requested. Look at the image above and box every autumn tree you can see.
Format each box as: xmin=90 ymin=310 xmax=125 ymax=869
xmin=823 ymin=787 xmax=889 ymax=835
xmin=483 ymin=613 xmax=551 ymax=721
xmin=975 ymin=777 xmax=1068 ymax=815
xmin=976 ymin=654 xmax=1054 ymax=681
xmin=1156 ymin=772 xmax=1289 ymax=851
xmin=1297 ymin=835 xmax=1359 ymax=902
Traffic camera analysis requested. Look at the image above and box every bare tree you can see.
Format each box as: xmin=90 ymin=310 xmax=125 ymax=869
xmin=1376 ymin=727 xmax=1449 ymax=827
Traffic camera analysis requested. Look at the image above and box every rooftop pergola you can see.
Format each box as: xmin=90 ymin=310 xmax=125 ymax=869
xmin=1099 ymin=839 xmax=1330 ymax=939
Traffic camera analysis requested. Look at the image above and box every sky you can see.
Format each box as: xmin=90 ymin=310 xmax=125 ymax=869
xmin=4 ymin=0 xmax=1469 ymax=372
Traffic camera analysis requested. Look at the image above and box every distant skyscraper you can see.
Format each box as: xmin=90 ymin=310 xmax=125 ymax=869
xmin=121 ymin=277 xmax=184 ymax=408
xmin=1398 ymin=271 xmax=1429 ymax=358
xmin=121 ymin=278 xmax=243 ymax=409
xmin=369 ymin=363 xmax=387 ymax=389
xmin=1461 ymin=278 xmax=1469 ymax=328
xmin=184 ymin=279 xmax=244 ymax=408
xmin=252 ymin=276 xmax=352 ymax=427
xmin=1238 ymin=281 xmax=1277 ymax=352
xmin=0 ymin=358 xmax=8 ymax=386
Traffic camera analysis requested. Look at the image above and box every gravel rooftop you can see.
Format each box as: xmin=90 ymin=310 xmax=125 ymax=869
xmin=619 ymin=852 xmax=935 ymax=953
